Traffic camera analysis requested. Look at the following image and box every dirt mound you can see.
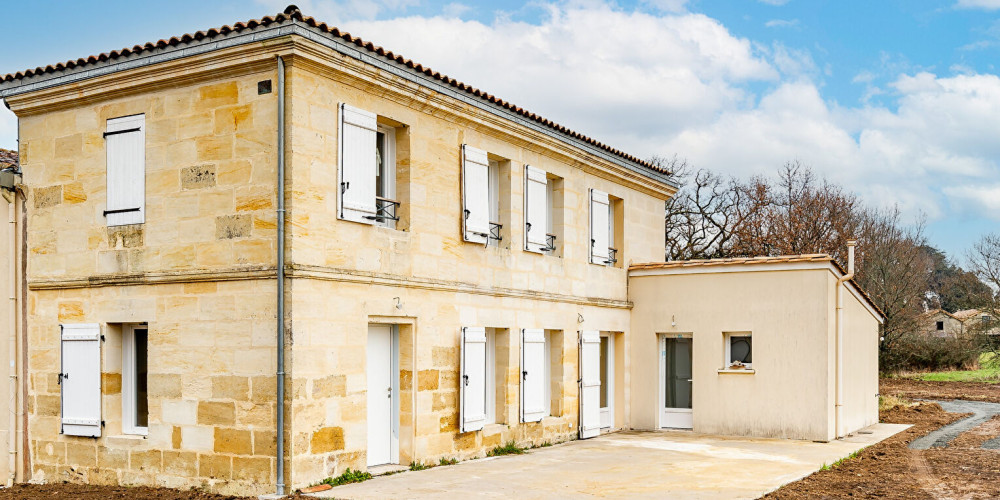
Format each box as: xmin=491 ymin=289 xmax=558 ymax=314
xmin=766 ymin=394 xmax=1000 ymax=499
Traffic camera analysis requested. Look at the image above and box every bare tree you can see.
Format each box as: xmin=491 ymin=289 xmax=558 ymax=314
xmin=851 ymin=208 xmax=930 ymax=359
xmin=968 ymin=233 xmax=1000 ymax=340
xmin=658 ymin=155 xmax=769 ymax=261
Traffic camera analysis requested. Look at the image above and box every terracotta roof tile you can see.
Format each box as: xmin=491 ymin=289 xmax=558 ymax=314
xmin=0 ymin=148 xmax=17 ymax=169
xmin=0 ymin=5 xmax=669 ymax=177
xmin=630 ymin=254 xmax=885 ymax=319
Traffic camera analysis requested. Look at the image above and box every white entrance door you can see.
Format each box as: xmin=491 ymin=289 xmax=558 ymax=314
xmin=660 ymin=336 xmax=693 ymax=429
xmin=367 ymin=325 xmax=398 ymax=466
xmin=578 ymin=330 xmax=601 ymax=439
xmin=599 ymin=334 xmax=614 ymax=429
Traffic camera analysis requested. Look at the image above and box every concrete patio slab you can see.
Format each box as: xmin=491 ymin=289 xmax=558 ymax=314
xmin=310 ymin=423 xmax=909 ymax=500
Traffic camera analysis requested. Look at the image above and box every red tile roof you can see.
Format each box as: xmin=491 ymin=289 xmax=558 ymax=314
xmin=630 ymin=254 xmax=885 ymax=319
xmin=0 ymin=148 xmax=17 ymax=169
xmin=0 ymin=5 xmax=669 ymax=177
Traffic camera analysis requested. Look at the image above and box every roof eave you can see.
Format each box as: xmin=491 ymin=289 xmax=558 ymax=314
xmin=0 ymin=19 xmax=677 ymax=189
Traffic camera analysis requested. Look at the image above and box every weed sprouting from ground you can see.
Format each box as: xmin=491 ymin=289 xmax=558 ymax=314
xmin=439 ymin=457 xmax=458 ymax=466
xmin=321 ymin=468 xmax=372 ymax=486
xmin=487 ymin=440 xmax=526 ymax=456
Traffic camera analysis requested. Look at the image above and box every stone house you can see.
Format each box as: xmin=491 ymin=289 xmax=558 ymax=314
xmin=0 ymin=5 xmax=883 ymax=497
xmin=954 ymin=309 xmax=1000 ymax=336
xmin=920 ymin=309 xmax=964 ymax=338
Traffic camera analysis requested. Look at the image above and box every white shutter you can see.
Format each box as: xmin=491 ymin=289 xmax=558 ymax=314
xmin=60 ymin=324 xmax=102 ymax=437
xmin=521 ymin=328 xmax=547 ymax=422
xmin=524 ymin=166 xmax=548 ymax=253
xmin=339 ymin=103 xmax=378 ymax=224
xmin=105 ymin=114 xmax=145 ymax=226
xmin=460 ymin=327 xmax=488 ymax=432
xmin=462 ymin=145 xmax=490 ymax=244
xmin=590 ymin=189 xmax=611 ymax=264
xmin=578 ymin=330 xmax=601 ymax=439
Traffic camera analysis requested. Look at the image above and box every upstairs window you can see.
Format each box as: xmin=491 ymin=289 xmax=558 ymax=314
xmin=462 ymin=145 xmax=507 ymax=245
xmin=105 ymin=114 xmax=146 ymax=226
xmin=936 ymin=321 xmax=945 ymax=331
xmin=339 ymin=103 xmax=402 ymax=228
xmin=524 ymin=167 xmax=561 ymax=255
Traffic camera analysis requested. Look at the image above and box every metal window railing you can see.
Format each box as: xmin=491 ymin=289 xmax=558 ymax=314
xmin=606 ymin=247 xmax=618 ymax=266
xmin=364 ymin=196 xmax=401 ymax=223
xmin=489 ymin=222 xmax=503 ymax=242
xmin=541 ymin=233 xmax=557 ymax=252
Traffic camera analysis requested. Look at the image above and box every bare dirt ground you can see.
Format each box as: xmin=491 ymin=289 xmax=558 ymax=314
xmin=0 ymin=483 xmax=252 ymax=499
xmin=882 ymin=377 xmax=1000 ymax=403
xmin=765 ymin=378 xmax=1000 ymax=499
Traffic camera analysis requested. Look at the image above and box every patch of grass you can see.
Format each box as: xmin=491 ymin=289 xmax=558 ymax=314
xmin=409 ymin=461 xmax=431 ymax=471
xmin=912 ymin=352 xmax=1000 ymax=383
xmin=832 ymin=448 xmax=864 ymax=468
xmin=879 ymin=394 xmax=914 ymax=412
xmin=438 ymin=457 xmax=458 ymax=466
xmin=487 ymin=440 xmax=526 ymax=457
xmin=321 ymin=468 xmax=372 ymax=487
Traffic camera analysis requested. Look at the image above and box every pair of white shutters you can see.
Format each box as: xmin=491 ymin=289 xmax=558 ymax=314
xmin=339 ymin=103 xmax=379 ymax=223
xmin=105 ymin=114 xmax=145 ymax=226
xmin=590 ymin=189 xmax=612 ymax=264
xmin=458 ymin=328 xmax=549 ymax=432
xmin=60 ymin=324 xmax=102 ymax=437
xmin=524 ymin=166 xmax=548 ymax=253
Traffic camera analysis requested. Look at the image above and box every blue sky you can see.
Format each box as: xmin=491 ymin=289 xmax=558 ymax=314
xmin=1 ymin=0 xmax=998 ymax=262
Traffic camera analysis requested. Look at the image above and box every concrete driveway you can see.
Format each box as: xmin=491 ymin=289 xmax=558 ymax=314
xmin=312 ymin=424 xmax=908 ymax=500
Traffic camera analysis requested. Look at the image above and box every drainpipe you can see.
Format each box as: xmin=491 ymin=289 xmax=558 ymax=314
xmin=835 ymin=240 xmax=856 ymax=439
xmin=275 ymin=55 xmax=287 ymax=497
xmin=4 ymin=187 xmax=16 ymax=486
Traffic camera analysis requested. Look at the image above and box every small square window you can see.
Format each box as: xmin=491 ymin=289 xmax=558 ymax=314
xmin=936 ymin=321 xmax=945 ymax=331
xmin=724 ymin=332 xmax=752 ymax=369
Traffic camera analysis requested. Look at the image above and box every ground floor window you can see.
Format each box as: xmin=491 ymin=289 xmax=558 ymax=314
xmin=724 ymin=332 xmax=752 ymax=369
xmin=122 ymin=324 xmax=149 ymax=435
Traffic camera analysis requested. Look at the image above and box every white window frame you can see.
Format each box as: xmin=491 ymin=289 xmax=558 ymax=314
xmin=488 ymin=160 xmax=501 ymax=246
xmin=544 ymin=332 xmax=552 ymax=418
xmin=723 ymin=332 xmax=752 ymax=370
xmin=376 ymin=124 xmax=397 ymax=229
xmin=485 ymin=328 xmax=496 ymax=425
xmin=122 ymin=324 xmax=149 ymax=436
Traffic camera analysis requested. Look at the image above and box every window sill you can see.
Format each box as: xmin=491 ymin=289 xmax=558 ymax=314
xmin=105 ymin=434 xmax=148 ymax=447
xmin=717 ymin=368 xmax=755 ymax=375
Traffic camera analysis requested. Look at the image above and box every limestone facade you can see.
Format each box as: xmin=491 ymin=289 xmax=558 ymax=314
xmin=3 ymin=31 xmax=674 ymax=494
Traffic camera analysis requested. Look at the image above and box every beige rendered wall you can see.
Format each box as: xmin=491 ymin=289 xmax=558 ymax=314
xmin=629 ymin=269 xmax=834 ymax=441
xmin=835 ymin=273 xmax=880 ymax=436
xmin=11 ymin=63 xmax=282 ymax=495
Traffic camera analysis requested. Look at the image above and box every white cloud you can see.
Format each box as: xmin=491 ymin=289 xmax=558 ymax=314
xmin=943 ymin=184 xmax=1000 ymax=219
xmin=765 ymin=19 xmax=799 ymax=28
xmin=955 ymin=0 xmax=1000 ymax=10
xmin=441 ymin=2 xmax=471 ymax=18
xmin=641 ymin=0 xmax=689 ymax=13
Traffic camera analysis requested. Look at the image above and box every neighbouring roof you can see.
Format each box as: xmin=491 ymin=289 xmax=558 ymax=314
xmin=0 ymin=148 xmax=17 ymax=170
xmin=630 ymin=254 xmax=885 ymax=320
xmin=922 ymin=309 xmax=959 ymax=321
xmin=0 ymin=5 xmax=671 ymax=179
xmin=953 ymin=309 xmax=994 ymax=321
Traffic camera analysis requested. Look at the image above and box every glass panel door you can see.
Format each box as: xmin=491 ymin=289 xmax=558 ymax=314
xmin=661 ymin=336 xmax=693 ymax=429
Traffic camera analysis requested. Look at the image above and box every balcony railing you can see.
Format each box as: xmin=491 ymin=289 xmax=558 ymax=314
xmin=364 ymin=196 xmax=401 ymax=223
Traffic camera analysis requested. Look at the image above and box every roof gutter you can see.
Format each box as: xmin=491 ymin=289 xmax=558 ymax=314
xmin=0 ymin=21 xmax=676 ymax=190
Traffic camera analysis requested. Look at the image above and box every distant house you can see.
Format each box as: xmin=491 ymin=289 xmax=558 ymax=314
xmin=0 ymin=148 xmax=17 ymax=170
xmin=921 ymin=309 xmax=964 ymax=338
xmin=954 ymin=309 xmax=1000 ymax=336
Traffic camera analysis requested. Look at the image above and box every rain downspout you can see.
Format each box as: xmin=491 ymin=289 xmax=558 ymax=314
xmin=835 ymin=240 xmax=856 ymax=439
xmin=4 ymin=186 xmax=16 ymax=486
xmin=275 ymin=54 xmax=287 ymax=497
